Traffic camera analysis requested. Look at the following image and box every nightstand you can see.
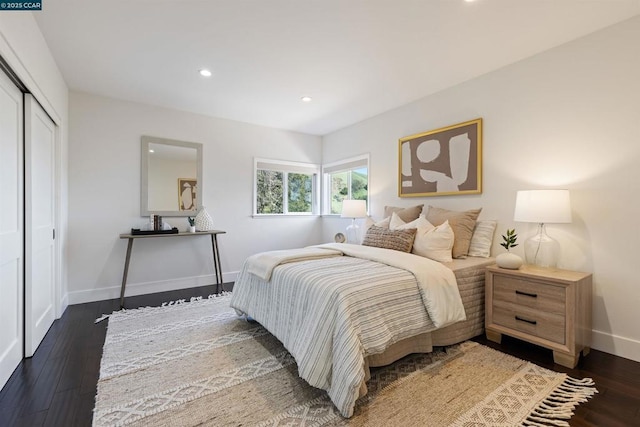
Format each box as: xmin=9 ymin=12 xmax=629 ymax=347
xmin=485 ymin=264 xmax=592 ymax=368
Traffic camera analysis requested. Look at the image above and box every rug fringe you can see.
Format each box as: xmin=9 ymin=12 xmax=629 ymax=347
xmin=161 ymin=291 xmax=231 ymax=307
xmin=94 ymin=314 xmax=110 ymax=323
xmin=94 ymin=291 xmax=232 ymax=323
xmin=522 ymin=375 xmax=597 ymax=427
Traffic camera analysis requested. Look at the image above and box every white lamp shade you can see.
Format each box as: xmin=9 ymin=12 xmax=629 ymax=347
xmin=341 ymin=199 xmax=367 ymax=218
xmin=514 ymin=190 xmax=572 ymax=224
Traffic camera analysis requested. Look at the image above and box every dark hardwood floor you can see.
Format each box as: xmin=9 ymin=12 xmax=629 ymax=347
xmin=1 ymin=283 xmax=638 ymax=426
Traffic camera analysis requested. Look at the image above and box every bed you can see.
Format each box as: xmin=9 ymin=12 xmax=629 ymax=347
xmin=230 ymin=242 xmax=494 ymax=418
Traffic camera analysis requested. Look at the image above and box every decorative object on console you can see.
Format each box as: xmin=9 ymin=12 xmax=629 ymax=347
xmin=514 ymin=190 xmax=572 ymax=268
xmin=187 ymin=216 xmax=196 ymax=233
xmin=142 ymin=215 xmax=173 ymax=232
xmin=496 ymin=229 xmax=523 ymax=269
xmin=341 ymin=199 xmax=367 ymax=243
xmin=130 ymin=227 xmax=178 ymax=236
xmin=334 ymin=232 xmax=346 ymax=243
xmin=194 ymin=206 xmax=214 ymax=231
xmin=398 ymin=118 xmax=482 ymax=197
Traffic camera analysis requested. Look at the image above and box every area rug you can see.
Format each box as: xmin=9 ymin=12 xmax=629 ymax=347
xmin=93 ymin=293 xmax=596 ymax=427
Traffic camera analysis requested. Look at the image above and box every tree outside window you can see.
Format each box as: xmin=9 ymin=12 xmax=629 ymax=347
xmin=254 ymin=159 xmax=319 ymax=215
xmin=287 ymin=173 xmax=313 ymax=213
xmin=256 ymin=170 xmax=283 ymax=214
xmin=326 ymin=162 xmax=368 ymax=214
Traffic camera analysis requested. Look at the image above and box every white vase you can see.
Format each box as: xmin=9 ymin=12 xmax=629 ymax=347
xmin=194 ymin=207 xmax=214 ymax=231
xmin=496 ymin=252 xmax=523 ymax=270
xmin=189 ymin=225 xmax=196 ymax=233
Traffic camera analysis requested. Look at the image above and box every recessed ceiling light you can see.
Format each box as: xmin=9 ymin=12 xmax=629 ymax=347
xmin=148 ymin=149 xmax=155 ymax=153
xmin=301 ymin=96 xmax=312 ymax=103
xmin=199 ymin=69 xmax=212 ymax=77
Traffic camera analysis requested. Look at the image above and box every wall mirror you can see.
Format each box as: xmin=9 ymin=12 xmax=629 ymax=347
xmin=141 ymin=135 xmax=203 ymax=217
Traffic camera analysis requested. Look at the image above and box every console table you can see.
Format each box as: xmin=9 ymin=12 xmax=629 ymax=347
xmin=118 ymin=230 xmax=226 ymax=307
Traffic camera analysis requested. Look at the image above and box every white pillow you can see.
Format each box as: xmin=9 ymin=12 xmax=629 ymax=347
xmin=390 ymin=213 xmax=454 ymax=263
xmin=468 ymin=220 xmax=497 ymax=258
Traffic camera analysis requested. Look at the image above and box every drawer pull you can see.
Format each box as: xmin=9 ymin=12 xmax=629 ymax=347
xmin=515 ymin=316 xmax=537 ymax=325
xmin=515 ymin=290 xmax=537 ymax=298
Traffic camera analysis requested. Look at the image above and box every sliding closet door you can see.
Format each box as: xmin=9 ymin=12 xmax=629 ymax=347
xmin=0 ymin=69 xmax=24 ymax=388
xmin=24 ymin=94 xmax=57 ymax=358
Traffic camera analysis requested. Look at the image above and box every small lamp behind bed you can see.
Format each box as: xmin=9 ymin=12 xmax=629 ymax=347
xmin=341 ymin=199 xmax=367 ymax=244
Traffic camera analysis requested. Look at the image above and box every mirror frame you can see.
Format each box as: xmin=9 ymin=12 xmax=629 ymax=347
xmin=140 ymin=135 xmax=203 ymax=217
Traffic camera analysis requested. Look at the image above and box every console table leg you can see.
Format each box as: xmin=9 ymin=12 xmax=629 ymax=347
xmin=120 ymin=238 xmax=134 ymax=308
xmin=211 ymin=234 xmax=223 ymax=293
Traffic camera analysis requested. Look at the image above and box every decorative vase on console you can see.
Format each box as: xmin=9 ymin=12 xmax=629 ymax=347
xmin=496 ymin=228 xmax=523 ymax=269
xmin=194 ymin=207 xmax=214 ymax=231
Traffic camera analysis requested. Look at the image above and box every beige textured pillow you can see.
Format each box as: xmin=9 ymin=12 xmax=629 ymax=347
xmin=362 ymin=225 xmax=417 ymax=253
xmin=425 ymin=206 xmax=482 ymax=259
xmin=383 ymin=204 xmax=424 ymax=223
xmin=390 ymin=213 xmax=454 ymax=262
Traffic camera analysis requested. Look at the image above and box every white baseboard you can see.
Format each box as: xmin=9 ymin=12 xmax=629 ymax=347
xmin=57 ymin=293 xmax=69 ymax=319
xmin=591 ymin=329 xmax=640 ymax=363
xmin=67 ymin=271 xmax=239 ymax=305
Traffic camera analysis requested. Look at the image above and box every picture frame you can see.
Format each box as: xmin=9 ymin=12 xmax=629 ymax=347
xmin=178 ymin=178 xmax=198 ymax=211
xmin=398 ymin=118 xmax=482 ymax=197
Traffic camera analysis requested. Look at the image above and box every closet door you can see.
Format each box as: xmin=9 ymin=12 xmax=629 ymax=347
xmin=0 ymin=70 xmax=24 ymax=388
xmin=24 ymin=94 xmax=57 ymax=357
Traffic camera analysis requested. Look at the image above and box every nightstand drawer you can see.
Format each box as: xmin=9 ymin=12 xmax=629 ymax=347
xmin=493 ymin=301 xmax=566 ymax=344
xmin=493 ymin=275 xmax=565 ymax=315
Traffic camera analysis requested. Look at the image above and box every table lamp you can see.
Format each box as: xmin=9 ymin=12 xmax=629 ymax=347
xmin=514 ymin=189 xmax=572 ymax=267
xmin=341 ymin=199 xmax=367 ymax=244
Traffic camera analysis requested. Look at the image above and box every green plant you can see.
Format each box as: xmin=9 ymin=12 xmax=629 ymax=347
xmin=500 ymin=229 xmax=518 ymax=252
xmin=187 ymin=217 xmax=195 ymax=226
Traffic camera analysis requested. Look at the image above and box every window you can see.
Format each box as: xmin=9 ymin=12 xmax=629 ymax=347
xmin=322 ymin=155 xmax=369 ymax=215
xmin=254 ymin=159 xmax=320 ymax=215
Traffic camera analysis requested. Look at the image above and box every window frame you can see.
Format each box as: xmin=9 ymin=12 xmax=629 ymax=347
xmin=322 ymin=154 xmax=370 ymax=216
xmin=253 ymin=158 xmax=320 ymax=217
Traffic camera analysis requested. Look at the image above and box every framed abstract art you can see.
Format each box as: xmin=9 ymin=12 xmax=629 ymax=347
xmin=398 ymin=118 xmax=482 ymax=197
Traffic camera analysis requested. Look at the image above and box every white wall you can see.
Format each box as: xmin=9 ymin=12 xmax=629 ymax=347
xmin=68 ymin=92 xmax=322 ymax=303
xmin=0 ymin=13 xmax=69 ymax=316
xmin=322 ymin=16 xmax=640 ymax=362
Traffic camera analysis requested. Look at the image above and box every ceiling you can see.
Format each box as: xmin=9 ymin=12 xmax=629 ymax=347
xmin=34 ymin=0 xmax=640 ymax=136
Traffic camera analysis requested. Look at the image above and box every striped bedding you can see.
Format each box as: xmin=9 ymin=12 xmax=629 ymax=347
xmin=229 ymin=244 xmax=466 ymax=418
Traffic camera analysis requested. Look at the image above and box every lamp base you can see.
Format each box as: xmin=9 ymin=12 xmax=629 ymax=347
xmin=524 ymin=223 xmax=559 ymax=268
xmin=345 ymin=219 xmax=360 ymax=244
